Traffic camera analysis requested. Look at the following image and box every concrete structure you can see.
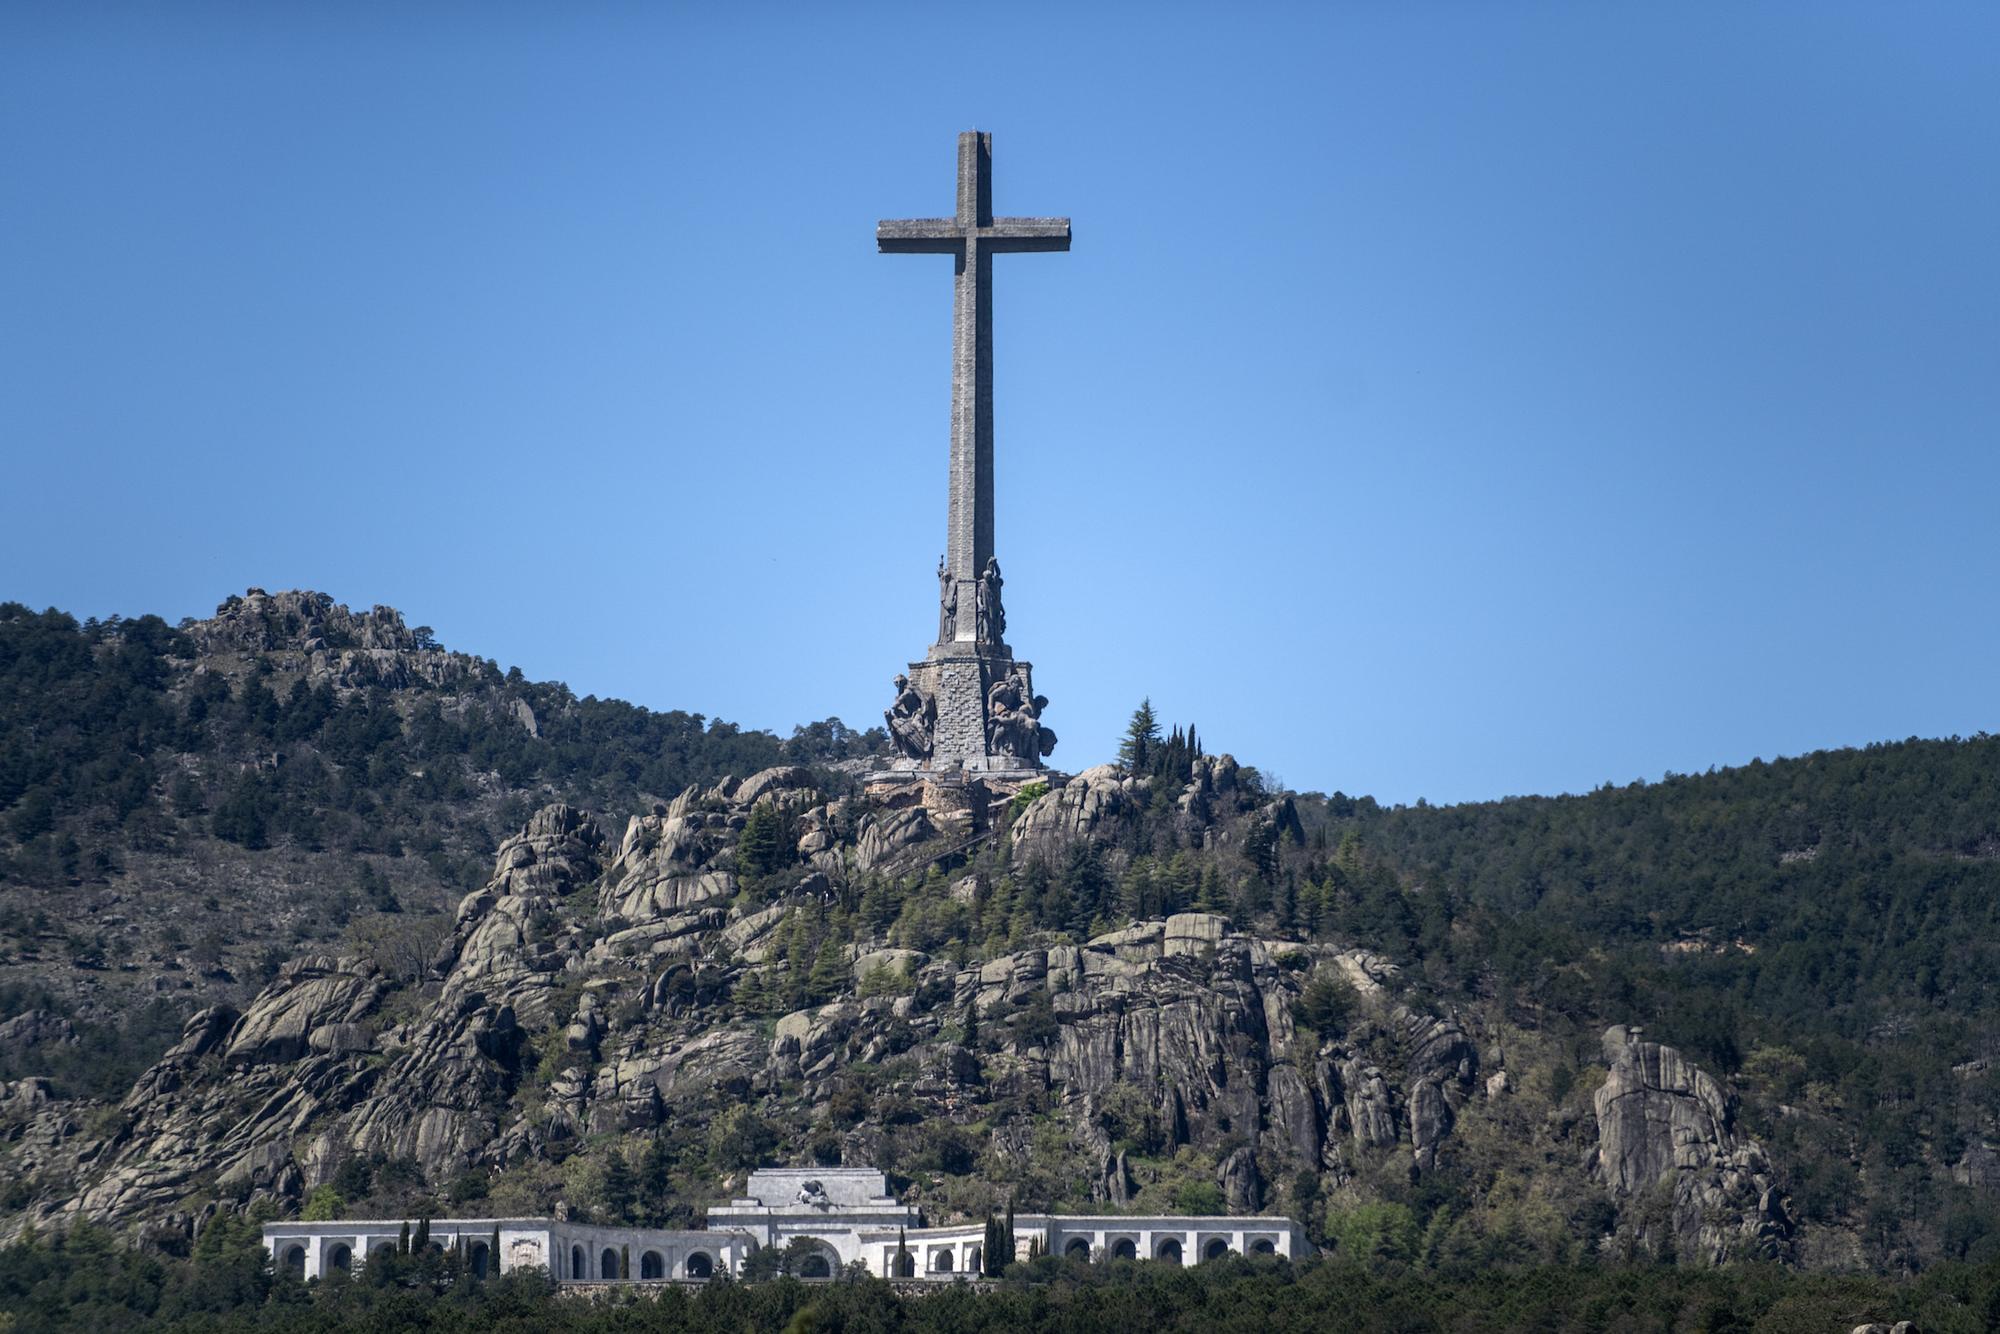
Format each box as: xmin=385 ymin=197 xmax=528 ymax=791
xmin=875 ymin=132 xmax=1067 ymax=782
xmin=261 ymin=1166 xmax=1311 ymax=1284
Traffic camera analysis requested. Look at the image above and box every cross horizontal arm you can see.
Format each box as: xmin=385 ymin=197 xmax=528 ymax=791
xmin=877 ymin=216 xmax=1071 ymax=254
xmin=982 ymin=217 xmax=1071 ymax=252
xmin=877 ymin=219 xmax=961 ymax=253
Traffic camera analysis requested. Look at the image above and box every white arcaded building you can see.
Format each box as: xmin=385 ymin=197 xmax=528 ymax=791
xmin=261 ymin=1217 xmax=753 ymax=1283
xmin=263 ymin=1166 xmax=1310 ymax=1283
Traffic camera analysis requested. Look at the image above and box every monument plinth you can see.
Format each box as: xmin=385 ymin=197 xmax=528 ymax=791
xmin=873 ymin=132 xmax=1066 ymax=790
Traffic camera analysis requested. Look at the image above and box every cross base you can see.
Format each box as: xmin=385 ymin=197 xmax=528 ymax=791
xmin=878 ymin=640 xmax=1056 ymax=779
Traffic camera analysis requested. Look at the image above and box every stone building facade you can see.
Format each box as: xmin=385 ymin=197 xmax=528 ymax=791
xmin=261 ymin=1166 xmax=1310 ymax=1284
xmin=261 ymin=1217 xmax=752 ymax=1283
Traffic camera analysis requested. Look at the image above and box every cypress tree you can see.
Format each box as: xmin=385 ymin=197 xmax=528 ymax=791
xmin=639 ymin=1136 xmax=672 ymax=1225
xmin=983 ymin=1216 xmax=1006 ymax=1277
xmin=489 ymin=1226 xmax=501 ymax=1277
xmin=398 ymin=1221 xmax=410 ymax=1255
xmin=602 ymin=1148 xmax=636 ymax=1223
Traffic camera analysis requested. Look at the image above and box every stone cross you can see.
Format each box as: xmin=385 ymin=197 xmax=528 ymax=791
xmin=878 ymin=132 xmax=1069 ymax=591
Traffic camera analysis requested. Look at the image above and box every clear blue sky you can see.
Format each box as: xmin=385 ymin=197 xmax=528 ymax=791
xmin=4 ymin=3 xmax=1996 ymax=805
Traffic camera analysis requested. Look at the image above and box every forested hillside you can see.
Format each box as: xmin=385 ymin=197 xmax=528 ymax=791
xmin=0 ymin=591 xmax=881 ymax=1100
xmin=1303 ymin=738 xmax=2000 ymax=1270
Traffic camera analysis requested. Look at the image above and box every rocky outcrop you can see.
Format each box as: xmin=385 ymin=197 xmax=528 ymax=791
xmin=0 ymin=1011 xmax=75 ymax=1051
xmin=28 ymin=806 xmax=613 ymax=1233
xmin=1012 ymin=765 xmax=1144 ymax=848
xmin=1592 ymin=1026 xmax=1792 ymax=1263
xmin=1218 ymin=1145 xmax=1262 ymax=1211
xmin=856 ymin=807 xmax=934 ymax=872
xmin=221 ymin=956 xmax=386 ymax=1067
xmin=190 ymin=588 xmax=486 ymax=692
xmin=1403 ymin=1010 xmax=1477 ymax=1170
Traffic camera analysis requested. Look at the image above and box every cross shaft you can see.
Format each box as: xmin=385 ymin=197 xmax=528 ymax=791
xmin=879 ymin=131 xmax=1070 ymax=589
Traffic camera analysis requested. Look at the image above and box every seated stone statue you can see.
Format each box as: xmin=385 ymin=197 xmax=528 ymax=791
xmin=985 ymin=673 xmax=1040 ymax=763
xmin=885 ymin=674 xmax=935 ymax=760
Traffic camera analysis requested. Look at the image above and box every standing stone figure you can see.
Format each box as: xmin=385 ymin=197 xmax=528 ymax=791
xmin=975 ymin=558 xmax=1006 ymax=645
xmin=884 ymin=674 xmax=936 ymax=760
xmin=937 ymin=556 xmax=958 ymax=643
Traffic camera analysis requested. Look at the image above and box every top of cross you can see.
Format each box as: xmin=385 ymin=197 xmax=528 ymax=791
xmin=877 ymin=131 xmax=1070 ymax=254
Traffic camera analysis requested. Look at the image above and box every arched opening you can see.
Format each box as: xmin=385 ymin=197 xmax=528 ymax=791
xmin=369 ymin=1243 xmax=396 ymax=1267
xmin=326 ymin=1243 xmax=352 ymax=1272
xmin=685 ymin=1251 xmax=714 ymax=1279
xmin=891 ymin=1248 xmax=915 ymax=1278
xmin=1202 ymin=1238 xmax=1229 ymax=1262
xmin=281 ymin=1244 xmax=306 ymax=1276
xmin=600 ymin=1248 xmax=619 ymax=1280
xmin=1155 ymin=1238 xmax=1183 ymax=1265
xmin=1110 ymin=1238 xmax=1137 ymax=1261
xmin=798 ymin=1253 xmax=831 ymax=1279
xmin=469 ymin=1242 xmax=491 ymax=1278
xmin=931 ymin=1249 xmax=953 ymax=1273
xmin=1064 ymin=1238 xmax=1091 ymax=1262
xmin=640 ymin=1251 xmax=664 ymax=1280
xmin=967 ymin=1245 xmax=982 ymax=1275
xmin=571 ymin=1245 xmax=584 ymax=1279
xmin=1250 ymin=1239 xmax=1276 ymax=1256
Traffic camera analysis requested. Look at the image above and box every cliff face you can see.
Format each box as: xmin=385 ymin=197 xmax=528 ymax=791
xmin=1592 ymin=1026 xmax=1791 ymax=1263
xmin=10 ymin=762 xmax=1789 ymax=1267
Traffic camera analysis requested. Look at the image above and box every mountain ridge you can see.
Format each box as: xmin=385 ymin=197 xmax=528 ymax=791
xmin=1 ymin=589 xmax=1997 ymax=1280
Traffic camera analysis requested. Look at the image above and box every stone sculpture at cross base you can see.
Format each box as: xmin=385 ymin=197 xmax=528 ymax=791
xmin=880 ymin=561 xmax=1057 ymax=781
xmin=870 ymin=130 xmax=1069 ymax=796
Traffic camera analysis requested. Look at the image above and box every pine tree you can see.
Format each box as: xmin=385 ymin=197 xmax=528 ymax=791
xmin=737 ymin=801 xmax=781 ymax=879
xmin=1117 ymin=698 xmax=1161 ymax=772
xmin=1197 ymin=863 xmax=1230 ymax=914
xmin=807 ymin=936 xmax=848 ymax=1003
